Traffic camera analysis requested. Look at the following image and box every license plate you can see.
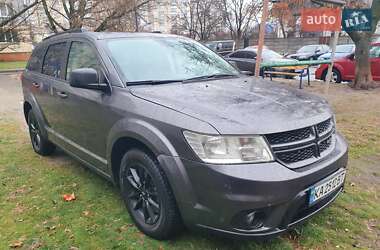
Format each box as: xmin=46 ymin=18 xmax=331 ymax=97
xmin=309 ymin=170 xmax=346 ymax=205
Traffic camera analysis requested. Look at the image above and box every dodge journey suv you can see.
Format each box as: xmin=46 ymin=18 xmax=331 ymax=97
xmin=22 ymin=30 xmax=348 ymax=240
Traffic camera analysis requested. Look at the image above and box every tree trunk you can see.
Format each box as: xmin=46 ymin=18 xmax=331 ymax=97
xmin=351 ymin=35 xmax=378 ymax=89
xmin=279 ymin=19 xmax=286 ymax=38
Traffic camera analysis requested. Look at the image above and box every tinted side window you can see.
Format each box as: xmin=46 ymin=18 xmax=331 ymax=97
xmin=230 ymin=51 xmax=245 ymax=58
xmin=66 ymin=41 xmax=100 ymax=81
xmin=42 ymin=42 xmax=67 ymax=78
xmin=246 ymin=52 xmax=256 ymax=59
xmin=27 ymin=46 xmax=44 ymax=72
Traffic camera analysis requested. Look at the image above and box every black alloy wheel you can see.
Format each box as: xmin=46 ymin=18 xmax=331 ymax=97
xmin=119 ymin=149 xmax=182 ymax=239
xmin=27 ymin=110 xmax=55 ymax=156
xmin=29 ymin=113 xmax=41 ymax=151
xmin=126 ymin=164 xmax=161 ymax=225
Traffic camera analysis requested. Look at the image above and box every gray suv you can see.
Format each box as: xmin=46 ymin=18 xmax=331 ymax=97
xmin=21 ymin=30 xmax=348 ymax=240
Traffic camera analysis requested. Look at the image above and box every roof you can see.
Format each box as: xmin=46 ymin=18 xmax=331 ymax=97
xmin=42 ymin=29 xmax=185 ymax=43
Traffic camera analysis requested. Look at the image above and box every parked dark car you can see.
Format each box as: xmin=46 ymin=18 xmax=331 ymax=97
xmin=225 ymin=47 xmax=298 ymax=75
xmin=318 ymin=44 xmax=355 ymax=60
xmin=316 ymin=43 xmax=380 ymax=83
xmin=287 ymin=44 xmax=330 ymax=61
xmin=224 ymin=49 xmax=257 ymax=73
xmin=204 ymin=40 xmax=235 ymax=56
xmin=22 ymin=30 xmax=348 ymax=240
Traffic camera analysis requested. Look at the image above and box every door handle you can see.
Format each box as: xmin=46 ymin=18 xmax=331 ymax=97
xmin=32 ymin=82 xmax=40 ymax=88
xmin=56 ymin=91 xmax=68 ymax=99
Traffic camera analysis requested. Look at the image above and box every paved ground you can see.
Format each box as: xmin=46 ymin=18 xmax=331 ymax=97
xmin=0 ymin=73 xmax=25 ymax=122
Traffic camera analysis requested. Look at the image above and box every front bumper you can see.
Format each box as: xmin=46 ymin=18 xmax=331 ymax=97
xmin=158 ymin=132 xmax=348 ymax=238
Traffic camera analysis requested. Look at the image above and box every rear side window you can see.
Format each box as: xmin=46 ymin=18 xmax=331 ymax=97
xmin=42 ymin=42 xmax=67 ymax=78
xmin=66 ymin=41 xmax=100 ymax=81
xmin=246 ymin=52 xmax=257 ymax=59
xmin=27 ymin=46 xmax=44 ymax=72
xmin=230 ymin=51 xmax=246 ymax=58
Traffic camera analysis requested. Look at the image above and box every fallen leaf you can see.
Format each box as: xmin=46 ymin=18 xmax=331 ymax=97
xmin=63 ymin=193 xmax=76 ymax=201
xmin=9 ymin=240 xmax=23 ymax=248
xmin=29 ymin=240 xmax=42 ymax=250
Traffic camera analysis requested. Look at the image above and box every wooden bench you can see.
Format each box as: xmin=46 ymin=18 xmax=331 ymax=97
xmin=262 ymin=67 xmax=311 ymax=89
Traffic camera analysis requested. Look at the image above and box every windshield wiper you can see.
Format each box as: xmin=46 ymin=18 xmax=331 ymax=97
xmin=127 ymin=79 xmax=183 ymax=86
xmin=183 ymin=74 xmax=238 ymax=83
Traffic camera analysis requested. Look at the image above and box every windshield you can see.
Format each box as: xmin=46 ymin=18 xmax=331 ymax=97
xmin=106 ymin=37 xmax=239 ymax=83
xmin=298 ymin=45 xmax=318 ymax=53
xmin=336 ymin=45 xmax=354 ymax=53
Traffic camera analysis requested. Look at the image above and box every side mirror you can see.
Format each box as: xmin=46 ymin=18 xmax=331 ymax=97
xmin=70 ymin=68 xmax=108 ymax=91
xmin=348 ymin=53 xmax=355 ymax=60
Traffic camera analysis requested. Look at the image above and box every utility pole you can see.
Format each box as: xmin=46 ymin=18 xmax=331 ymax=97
xmin=254 ymin=0 xmax=270 ymax=77
xmin=325 ymin=30 xmax=339 ymax=84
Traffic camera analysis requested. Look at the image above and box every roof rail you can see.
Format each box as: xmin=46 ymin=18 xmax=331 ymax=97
xmin=43 ymin=28 xmax=87 ymax=41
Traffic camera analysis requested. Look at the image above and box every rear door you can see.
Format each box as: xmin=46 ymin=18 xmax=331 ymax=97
xmin=39 ymin=42 xmax=69 ymax=132
xmin=22 ymin=45 xmax=48 ymax=119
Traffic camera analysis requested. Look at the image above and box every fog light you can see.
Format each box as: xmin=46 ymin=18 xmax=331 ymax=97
xmin=246 ymin=211 xmax=264 ymax=229
xmin=232 ymin=210 xmax=266 ymax=231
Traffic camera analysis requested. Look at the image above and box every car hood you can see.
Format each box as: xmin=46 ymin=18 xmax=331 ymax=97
xmin=130 ymin=77 xmax=333 ymax=135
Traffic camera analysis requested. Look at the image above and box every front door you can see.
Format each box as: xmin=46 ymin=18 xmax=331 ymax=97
xmin=54 ymin=40 xmax=114 ymax=171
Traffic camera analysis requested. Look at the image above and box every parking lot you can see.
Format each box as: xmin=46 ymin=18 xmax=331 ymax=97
xmin=0 ymin=73 xmax=379 ymax=249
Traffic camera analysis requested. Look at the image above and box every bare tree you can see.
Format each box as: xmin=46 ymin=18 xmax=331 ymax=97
xmin=40 ymin=0 xmax=153 ymax=33
xmin=221 ymin=0 xmax=262 ymax=46
xmin=0 ymin=0 xmax=40 ymax=51
xmin=270 ymin=0 xmax=304 ymax=38
xmin=173 ymin=0 xmax=223 ymax=41
xmin=345 ymin=0 xmax=380 ymax=89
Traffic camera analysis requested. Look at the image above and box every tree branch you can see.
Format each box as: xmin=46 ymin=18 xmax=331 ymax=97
xmin=0 ymin=0 xmax=39 ymax=28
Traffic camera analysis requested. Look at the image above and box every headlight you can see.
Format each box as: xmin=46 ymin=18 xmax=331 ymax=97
xmin=183 ymin=131 xmax=274 ymax=164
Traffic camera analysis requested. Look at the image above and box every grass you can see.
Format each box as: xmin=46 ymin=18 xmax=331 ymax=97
xmin=0 ymin=61 xmax=26 ymax=70
xmin=0 ymin=85 xmax=379 ymax=249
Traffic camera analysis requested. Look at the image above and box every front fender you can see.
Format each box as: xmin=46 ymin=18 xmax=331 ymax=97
xmin=106 ymin=117 xmax=178 ymax=161
xmin=106 ymin=118 xmax=197 ymax=207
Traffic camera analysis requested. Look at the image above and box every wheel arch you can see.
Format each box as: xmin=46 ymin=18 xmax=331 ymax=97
xmin=106 ymin=118 xmax=179 ymax=185
xmin=322 ymin=65 xmax=343 ymax=80
xmin=22 ymin=95 xmax=49 ymax=138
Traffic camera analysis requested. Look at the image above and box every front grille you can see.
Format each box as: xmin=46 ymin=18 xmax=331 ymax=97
xmin=316 ymin=118 xmax=332 ymax=135
xmin=266 ymin=127 xmax=312 ymax=145
xmin=276 ymin=146 xmax=315 ymax=164
xmin=265 ymin=118 xmax=335 ymax=169
xmin=319 ymin=136 xmax=333 ymax=153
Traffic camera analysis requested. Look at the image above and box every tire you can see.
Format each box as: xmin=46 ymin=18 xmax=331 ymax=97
xmin=119 ymin=149 xmax=182 ymax=240
xmin=322 ymin=68 xmax=342 ymax=83
xmin=27 ymin=110 xmax=55 ymax=156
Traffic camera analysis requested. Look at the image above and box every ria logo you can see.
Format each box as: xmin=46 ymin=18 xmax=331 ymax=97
xmin=342 ymin=9 xmax=372 ymax=31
